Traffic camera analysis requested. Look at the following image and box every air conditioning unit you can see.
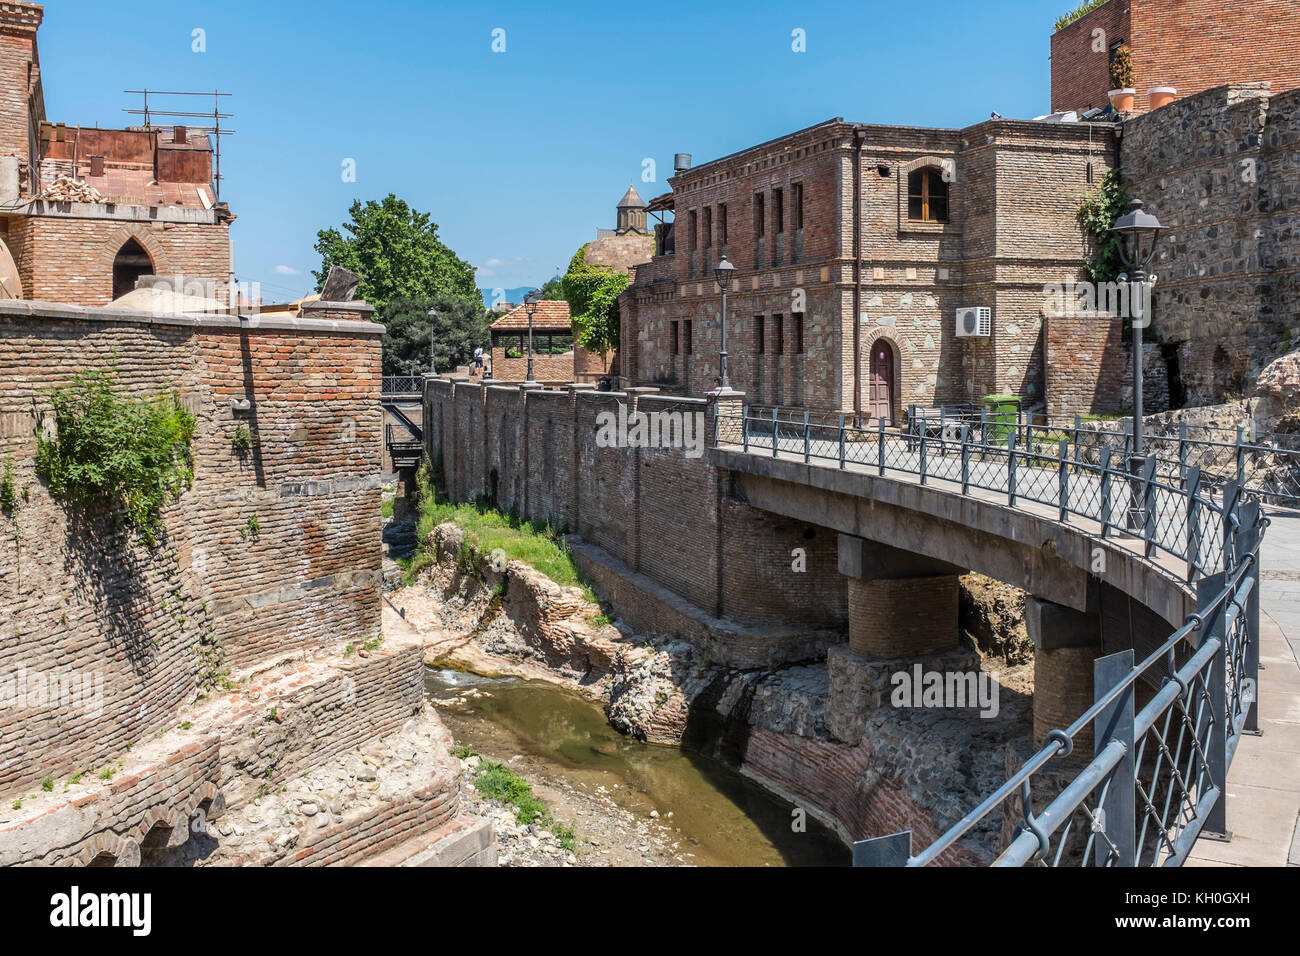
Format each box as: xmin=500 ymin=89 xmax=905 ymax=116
xmin=955 ymin=306 xmax=992 ymax=338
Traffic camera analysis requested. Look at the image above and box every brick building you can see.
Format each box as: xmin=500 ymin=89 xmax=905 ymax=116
xmin=620 ymin=117 xmax=1118 ymax=420
xmin=1051 ymin=0 xmax=1300 ymax=114
xmin=0 ymin=2 xmax=234 ymax=307
xmin=489 ymin=299 xmax=576 ymax=383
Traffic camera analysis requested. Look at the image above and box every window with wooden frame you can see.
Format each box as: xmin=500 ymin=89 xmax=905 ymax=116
xmin=907 ymin=167 xmax=949 ymax=223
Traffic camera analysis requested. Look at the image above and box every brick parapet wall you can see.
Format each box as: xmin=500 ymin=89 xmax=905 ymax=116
xmin=424 ymin=377 xmax=848 ymax=645
xmin=0 ymin=301 xmax=383 ymax=800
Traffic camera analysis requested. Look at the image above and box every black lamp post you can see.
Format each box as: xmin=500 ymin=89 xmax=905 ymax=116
xmin=1111 ymin=198 xmax=1162 ymax=533
xmin=524 ymin=289 xmax=541 ymax=382
xmin=714 ymin=255 xmax=735 ymax=389
xmin=1110 ymin=199 xmax=1162 ymax=459
xmin=427 ymin=307 xmax=439 ymax=374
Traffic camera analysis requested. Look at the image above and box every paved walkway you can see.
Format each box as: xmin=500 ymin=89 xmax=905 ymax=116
xmin=1188 ymin=507 xmax=1300 ymax=867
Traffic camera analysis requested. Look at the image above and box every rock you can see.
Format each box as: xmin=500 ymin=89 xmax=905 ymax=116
xmin=300 ymin=802 xmax=318 ymax=816
xmin=1257 ymin=350 xmax=1300 ymax=409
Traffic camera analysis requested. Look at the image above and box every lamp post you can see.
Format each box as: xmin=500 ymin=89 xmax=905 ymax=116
xmin=1110 ymin=198 xmax=1162 ymax=531
xmin=714 ymin=255 xmax=735 ymax=389
xmin=524 ymin=289 xmax=541 ymax=383
xmin=427 ymin=308 xmax=439 ymax=374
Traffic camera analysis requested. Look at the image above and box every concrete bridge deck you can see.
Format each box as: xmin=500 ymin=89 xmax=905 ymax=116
xmin=722 ymin=429 xmax=1300 ymax=866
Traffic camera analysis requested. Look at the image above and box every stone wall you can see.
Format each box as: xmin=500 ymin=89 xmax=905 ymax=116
xmin=0 ymin=300 xmax=383 ymax=801
xmin=1121 ymin=83 xmax=1300 ymax=407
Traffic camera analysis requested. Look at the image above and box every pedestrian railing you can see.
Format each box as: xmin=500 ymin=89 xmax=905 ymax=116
xmin=382 ymin=376 xmax=424 ymax=395
xmin=713 ymin=406 xmax=1266 ymax=866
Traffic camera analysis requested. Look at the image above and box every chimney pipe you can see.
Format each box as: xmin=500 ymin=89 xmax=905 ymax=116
xmin=174 ymin=125 xmax=187 ymax=144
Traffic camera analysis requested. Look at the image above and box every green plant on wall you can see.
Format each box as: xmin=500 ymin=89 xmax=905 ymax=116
xmin=0 ymin=460 xmax=15 ymax=515
xmin=1077 ymin=168 xmax=1130 ymax=284
xmin=231 ymin=423 xmax=258 ymax=457
xmin=1054 ymin=0 xmax=1110 ymax=32
xmin=239 ymin=512 xmax=261 ymax=540
xmin=1110 ymin=44 xmax=1134 ymax=90
xmin=34 ymin=369 xmax=196 ymax=547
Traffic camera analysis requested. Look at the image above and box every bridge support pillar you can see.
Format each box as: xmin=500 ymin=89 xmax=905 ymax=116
xmin=839 ymin=534 xmax=964 ymax=658
xmin=1027 ymin=596 xmax=1102 ymax=761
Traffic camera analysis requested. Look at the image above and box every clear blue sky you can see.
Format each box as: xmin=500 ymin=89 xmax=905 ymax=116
xmin=40 ymin=0 xmax=1073 ymax=303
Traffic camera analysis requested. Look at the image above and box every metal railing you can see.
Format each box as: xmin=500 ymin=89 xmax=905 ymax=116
xmin=381 ymin=376 xmax=424 ymax=395
xmin=909 ymin=406 xmax=1300 ymax=507
xmin=721 ymin=408 xmax=1232 ymax=579
xmin=714 ymin=407 xmax=1265 ymax=866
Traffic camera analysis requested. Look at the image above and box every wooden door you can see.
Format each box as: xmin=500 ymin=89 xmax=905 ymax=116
xmin=868 ymin=342 xmax=894 ymax=424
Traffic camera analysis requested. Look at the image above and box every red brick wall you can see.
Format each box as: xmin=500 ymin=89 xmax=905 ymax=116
xmin=9 ymin=213 xmax=231 ymax=305
xmin=1050 ymin=0 xmax=1132 ymax=112
xmin=1052 ymin=0 xmax=1300 ymax=114
xmin=0 ymin=304 xmax=382 ymax=800
xmin=0 ymin=3 xmax=42 ymax=172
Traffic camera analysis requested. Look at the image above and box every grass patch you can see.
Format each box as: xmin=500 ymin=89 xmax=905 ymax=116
xmin=381 ymin=497 xmax=395 ymax=519
xmin=472 ymin=761 xmax=578 ymax=852
xmin=404 ymin=457 xmax=598 ymax=602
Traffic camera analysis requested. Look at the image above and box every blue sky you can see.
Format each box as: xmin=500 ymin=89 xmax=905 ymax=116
xmin=40 ymin=0 xmax=1074 ymax=303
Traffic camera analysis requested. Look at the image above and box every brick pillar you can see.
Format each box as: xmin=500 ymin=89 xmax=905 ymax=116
xmin=707 ymin=387 xmax=746 ymax=446
xmin=1026 ymin=596 xmax=1102 ymax=763
xmin=846 ymin=575 xmax=959 ymax=657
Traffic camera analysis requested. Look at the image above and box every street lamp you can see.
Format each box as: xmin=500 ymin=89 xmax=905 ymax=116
xmin=427 ymin=308 xmax=439 ymax=374
xmin=1110 ymin=199 xmax=1162 ymax=460
xmin=524 ymin=289 xmax=541 ymax=382
xmin=714 ymin=255 xmax=735 ymax=389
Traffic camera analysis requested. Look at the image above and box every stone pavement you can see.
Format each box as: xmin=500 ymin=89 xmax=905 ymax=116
xmin=1188 ymin=507 xmax=1300 ymax=867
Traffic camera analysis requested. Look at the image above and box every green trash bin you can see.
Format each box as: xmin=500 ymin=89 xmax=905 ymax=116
xmin=983 ymin=394 xmax=1021 ymax=444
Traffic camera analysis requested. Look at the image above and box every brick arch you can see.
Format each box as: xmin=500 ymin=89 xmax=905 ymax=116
xmin=902 ymin=154 xmax=952 ymax=176
xmin=71 ymin=832 xmax=141 ymax=868
xmin=98 ymin=225 xmax=171 ymax=278
xmin=862 ymin=328 xmax=904 ymax=423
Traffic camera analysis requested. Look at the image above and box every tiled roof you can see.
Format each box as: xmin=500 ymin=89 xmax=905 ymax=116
xmin=490 ymin=299 xmax=571 ymax=330
xmin=617 ymin=184 xmax=647 ymax=209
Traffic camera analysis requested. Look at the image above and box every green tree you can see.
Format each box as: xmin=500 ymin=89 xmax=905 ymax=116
xmin=538 ymin=275 xmax=565 ymax=301
xmin=561 ymin=246 xmax=628 ymax=356
xmin=313 ymin=195 xmax=478 ymax=316
xmin=382 ymin=294 xmax=490 ymax=377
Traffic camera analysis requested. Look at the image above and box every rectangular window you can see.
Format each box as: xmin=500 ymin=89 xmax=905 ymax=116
xmin=793 ymin=313 xmax=804 ymax=354
xmin=773 ymin=188 xmax=784 ymax=234
xmin=773 ymin=314 xmax=785 ymax=356
xmin=684 ymin=320 xmax=693 ymax=354
xmin=689 ymin=210 xmax=699 ymax=250
xmin=754 ymin=192 xmax=765 ymax=238
xmin=703 ymin=207 xmax=712 ymax=248
xmin=793 ymin=183 xmax=804 ymax=231
xmin=718 ymin=203 xmax=727 ymax=245
xmin=755 ymin=315 xmax=765 ymax=354
xmin=670 ymin=321 xmax=679 ymax=355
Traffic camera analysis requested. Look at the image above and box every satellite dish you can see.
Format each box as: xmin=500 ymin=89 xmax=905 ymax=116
xmin=0 ymin=238 xmax=22 ymax=299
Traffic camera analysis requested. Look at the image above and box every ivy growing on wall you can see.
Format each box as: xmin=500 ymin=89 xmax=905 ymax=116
xmin=1076 ymin=168 xmax=1130 ymax=284
xmin=561 ymin=246 xmax=629 ymax=357
xmin=35 ymin=369 xmax=197 ymax=547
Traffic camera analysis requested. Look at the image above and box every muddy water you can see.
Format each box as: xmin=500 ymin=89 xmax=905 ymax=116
xmin=425 ymin=668 xmax=848 ymax=867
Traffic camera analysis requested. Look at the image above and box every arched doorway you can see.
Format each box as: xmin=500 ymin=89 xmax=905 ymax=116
xmin=868 ymin=339 xmax=895 ymax=424
xmin=112 ymin=238 xmax=154 ymax=299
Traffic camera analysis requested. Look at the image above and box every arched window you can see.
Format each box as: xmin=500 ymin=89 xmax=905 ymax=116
xmin=112 ymin=238 xmax=154 ymax=299
xmin=907 ymin=167 xmax=949 ymax=223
